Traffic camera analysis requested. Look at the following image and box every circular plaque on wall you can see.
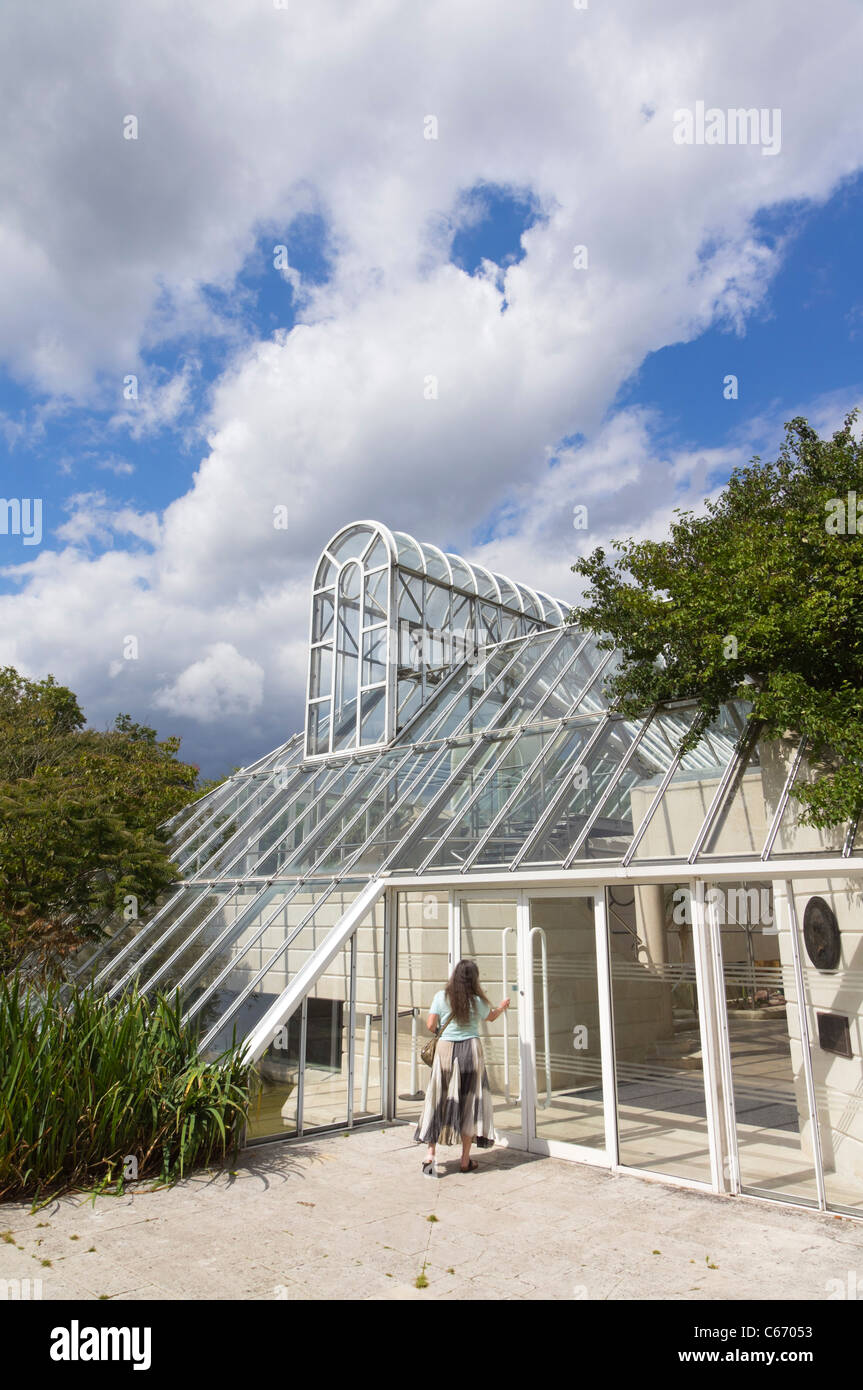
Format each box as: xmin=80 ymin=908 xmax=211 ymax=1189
xmin=802 ymin=896 xmax=841 ymax=971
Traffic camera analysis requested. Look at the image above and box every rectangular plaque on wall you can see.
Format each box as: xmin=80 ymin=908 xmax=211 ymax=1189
xmin=816 ymin=1012 xmax=852 ymax=1058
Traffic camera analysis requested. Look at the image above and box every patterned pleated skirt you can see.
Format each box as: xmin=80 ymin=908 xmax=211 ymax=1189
xmin=414 ymin=1037 xmax=496 ymax=1148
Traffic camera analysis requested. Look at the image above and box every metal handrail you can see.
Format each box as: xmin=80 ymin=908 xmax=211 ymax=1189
xmin=501 ymin=925 xmax=519 ymax=1102
xmin=530 ymin=926 xmax=552 ymax=1109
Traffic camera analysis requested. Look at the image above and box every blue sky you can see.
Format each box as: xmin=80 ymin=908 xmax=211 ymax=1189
xmin=1 ymin=2 xmax=861 ymax=777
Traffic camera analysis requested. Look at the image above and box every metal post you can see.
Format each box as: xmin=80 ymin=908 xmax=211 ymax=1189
xmin=409 ymin=1010 xmax=419 ymax=1096
xmin=360 ymin=1013 xmax=372 ymax=1114
xmin=347 ymin=932 xmax=357 ymax=1127
xmin=530 ymin=926 xmax=551 ymax=1108
xmin=501 ymin=924 xmax=515 ymax=1100
xmin=296 ymin=999 xmax=308 ymax=1137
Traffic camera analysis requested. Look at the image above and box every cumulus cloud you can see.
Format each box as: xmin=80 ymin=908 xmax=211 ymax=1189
xmin=0 ymin=0 xmax=862 ymax=771
xmin=153 ymin=642 xmax=265 ymax=722
xmin=54 ymin=493 xmax=161 ymax=550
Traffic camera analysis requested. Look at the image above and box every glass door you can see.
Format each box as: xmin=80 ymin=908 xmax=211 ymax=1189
xmin=453 ymin=890 xmax=610 ymax=1159
xmin=608 ymin=882 xmax=714 ymax=1184
xmin=456 ymin=894 xmax=525 ymax=1143
xmin=528 ymin=893 xmax=609 ymax=1158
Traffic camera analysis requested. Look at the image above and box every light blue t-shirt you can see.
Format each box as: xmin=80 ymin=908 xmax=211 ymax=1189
xmin=430 ymin=989 xmax=491 ymax=1041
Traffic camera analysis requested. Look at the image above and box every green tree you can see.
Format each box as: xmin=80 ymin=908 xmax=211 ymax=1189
xmin=570 ymin=413 xmax=863 ymax=830
xmin=0 ymin=668 xmax=203 ymax=977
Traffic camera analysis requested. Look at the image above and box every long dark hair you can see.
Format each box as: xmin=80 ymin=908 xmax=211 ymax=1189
xmin=445 ymin=959 xmax=490 ymax=1027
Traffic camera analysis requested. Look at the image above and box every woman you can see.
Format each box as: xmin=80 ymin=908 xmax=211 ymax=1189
xmin=415 ymin=959 xmax=510 ymax=1176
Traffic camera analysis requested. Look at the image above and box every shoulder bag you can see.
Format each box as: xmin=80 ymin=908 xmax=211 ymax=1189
xmin=420 ymin=1009 xmax=453 ymax=1069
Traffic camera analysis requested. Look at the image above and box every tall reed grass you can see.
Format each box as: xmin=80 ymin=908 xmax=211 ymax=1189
xmin=0 ymin=975 xmax=252 ymax=1201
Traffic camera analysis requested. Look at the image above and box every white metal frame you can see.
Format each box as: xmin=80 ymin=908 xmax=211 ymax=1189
xmin=303 ymin=520 xmax=567 ymax=762
xmin=449 ymin=884 xmax=613 ymax=1168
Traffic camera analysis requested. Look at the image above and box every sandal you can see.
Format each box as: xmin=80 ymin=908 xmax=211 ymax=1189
xmin=422 ymin=1160 xmax=440 ymax=1178
xmin=459 ymin=1159 xmax=479 ymax=1173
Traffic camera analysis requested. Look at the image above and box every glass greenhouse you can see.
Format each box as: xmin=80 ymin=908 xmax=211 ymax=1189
xmin=76 ymin=521 xmax=863 ymax=1218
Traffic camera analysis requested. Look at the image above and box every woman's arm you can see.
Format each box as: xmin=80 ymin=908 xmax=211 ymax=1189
xmin=486 ymin=997 xmax=511 ymax=1023
xmin=426 ymin=1012 xmax=439 ymax=1034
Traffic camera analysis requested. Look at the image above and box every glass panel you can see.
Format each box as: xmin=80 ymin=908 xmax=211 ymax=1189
xmin=307 ymin=700 xmax=330 ymax=756
xmin=310 ymin=645 xmax=332 ymax=699
xmin=424 ymin=579 xmax=450 ymax=632
xmin=568 ymin=708 xmax=700 ymax=862
xmin=611 ymin=882 xmax=712 ymax=1182
xmin=496 ymin=576 xmax=521 ymax=610
xmin=313 ymin=748 xmax=444 ymax=876
xmin=271 ymin=750 xmax=416 ymax=877
xmin=395 ymin=891 xmax=450 ymax=1125
xmin=444 ymin=721 xmax=597 ymax=871
xmin=190 ymin=884 xmax=357 ymax=1051
xmin=197 ymin=767 xmax=325 ymax=879
xmin=441 ymin=635 xmax=553 ymax=740
xmin=393 ymin=532 xmax=424 ymax=570
xmin=396 ymin=574 xmax=424 ymax=634
xmin=446 ymin=554 xmax=476 ymax=593
xmin=364 ymin=535 xmax=388 ymax=568
xmin=537 ymin=591 xmax=563 ymax=623
xmin=387 ymin=740 xmax=505 ymax=871
xmin=253 ymin=757 xmax=384 ymax=878
xmin=516 ymin=583 xmax=542 ymax=621
xmin=395 ymin=677 xmax=423 ymax=731
xmin=361 ymin=627 xmax=387 ymax=686
xmin=687 ymin=705 xmax=770 ymax=859
xmin=363 ymin=569 xmax=388 ymax=624
xmin=266 ymin=734 xmax=305 ymax=774
xmin=352 ymin=900 xmax=386 ymax=1120
xmin=331 ymin=691 xmax=358 ymax=752
xmin=312 ymin=590 xmax=334 ymax=643
xmin=359 ymin=686 xmax=386 ymax=744
xmin=175 ymin=775 xmax=282 ymax=870
xmin=450 ymin=592 xmax=473 ymax=652
xmin=459 ymin=897 xmax=522 ymax=1135
xmin=521 ymin=716 xmax=642 ymax=866
xmin=358 ymin=747 xmax=474 ymax=870
xmin=67 ymin=918 xmax=141 ymax=987
xmin=532 ymin=896 xmax=604 ymax=1149
xmin=146 ymin=884 xmax=288 ymax=1000
xmin=248 ymin=1034 xmax=299 ymax=1139
xmin=243 ymin=887 xmax=383 ymax=1138
xmin=401 ymin=638 xmax=525 ymax=743
xmin=100 ymin=889 xmax=224 ymax=994
xmin=629 ymin=708 xmax=742 ymax=861
xmin=314 ymin=555 xmax=335 ymax=588
xmin=570 ymin=648 xmax=623 ymax=715
xmin=78 ymin=890 xmax=190 ymax=990
xmin=495 ymin=630 xmax=582 ymax=727
xmin=329 ymin=524 xmax=373 ymax=564
xmin=420 ymin=543 xmax=449 ymax=582
xmin=717 ymin=882 xmax=820 ymax=1205
xmin=332 ymin=562 xmax=362 ymax=750
xmin=300 ymin=942 xmax=351 ymax=1130
xmin=480 ymin=603 xmax=500 ymax=646
xmin=426 ymin=730 xmax=553 ymax=870
xmin=472 ymin=565 xmax=498 ymax=600
xmin=791 ymin=879 xmax=863 ymax=1215
xmin=167 ymin=776 xmax=244 ymax=852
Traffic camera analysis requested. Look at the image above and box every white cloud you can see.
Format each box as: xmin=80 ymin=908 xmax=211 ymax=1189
xmin=0 ymin=1 xmax=862 ymax=770
xmin=153 ymin=642 xmax=265 ymax=722
xmin=54 ymin=492 xmax=161 ymax=550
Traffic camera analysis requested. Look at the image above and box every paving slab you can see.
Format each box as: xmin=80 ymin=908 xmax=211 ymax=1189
xmin=1 ymin=1123 xmax=861 ymax=1301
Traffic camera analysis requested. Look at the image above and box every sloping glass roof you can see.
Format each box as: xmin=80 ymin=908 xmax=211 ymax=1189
xmin=73 ymin=605 xmax=861 ymax=1059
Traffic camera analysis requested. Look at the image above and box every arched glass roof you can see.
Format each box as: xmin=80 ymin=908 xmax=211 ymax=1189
xmin=315 ymin=520 xmax=569 ymax=620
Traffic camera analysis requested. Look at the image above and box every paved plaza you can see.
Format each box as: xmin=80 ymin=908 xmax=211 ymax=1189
xmin=2 ymin=1125 xmax=861 ymax=1301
